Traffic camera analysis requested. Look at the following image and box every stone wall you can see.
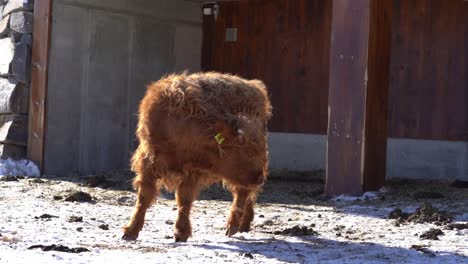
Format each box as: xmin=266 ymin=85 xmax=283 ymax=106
xmin=0 ymin=0 xmax=33 ymax=159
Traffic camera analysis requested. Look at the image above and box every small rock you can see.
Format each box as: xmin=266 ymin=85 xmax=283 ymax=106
xmin=446 ymin=223 xmax=468 ymax=230
xmin=388 ymin=208 xmax=406 ymax=219
xmin=117 ymin=195 xmax=135 ymax=206
xmin=98 ymin=224 xmax=109 ymax=230
xmin=273 ymin=225 xmax=318 ymax=237
xmin=67 ymin=216 xmax=83 ymax=223
xmin=239 ymin=252 xmax=254 ymax=259
xmin=258 ymin=214 xmax=265 ymax=218
xmin=85 ymin=175 xmax=108 ymax=188
xmin=0 ymin=175 xmax=18 ymax=181
xmin=420 ymin=228 xmax=444 ymax=240
xmin=262 ymin=219 xmax=275 ymax=226
xmin=53 ymin=195 xmax=63 ymax=200
xmin=65 ymin=191 xmax=93 ymax=203
xmin=410 ymin=245 xmax=435 ymax=257
xmin=165 ymin=220 xmax=174 ymax=225
xmin=29 ymin=179 xmax=45 ymax=184
xmin=76 ymin=227 xmax=83 ymax=232
xmin=333 ymin=225 xmax=345 ymax=231
xmin=35 ymin=214 xmax=58 ymax=220
xmin=28 ymin=244 xmax=89 ymax=254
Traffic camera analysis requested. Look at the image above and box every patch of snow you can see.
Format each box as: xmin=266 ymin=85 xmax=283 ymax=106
xmin=332 ymin=191 xmax=381 ymax=202
xmin=0 ymin=158 xmax=40 ymax=177
xmin=456 ymin=213 xmax=468 ymax=221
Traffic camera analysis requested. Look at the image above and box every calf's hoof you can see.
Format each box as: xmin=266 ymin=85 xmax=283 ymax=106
xmin=225 ymin=226 xmax=240 ymax=237
xmin=174 ymin=233 xmax=189 ymax=242
xmin=121 ymin=233 xmax=138 ymax=241
xmin=121 ymin=226 xmax=139 ymax=241
xmin=239 ymin=225 xmax=251 ymax=233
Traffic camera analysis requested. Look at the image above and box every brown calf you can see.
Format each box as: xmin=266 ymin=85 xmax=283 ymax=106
xmin=122 ymin=72 xmax=272 ymax=242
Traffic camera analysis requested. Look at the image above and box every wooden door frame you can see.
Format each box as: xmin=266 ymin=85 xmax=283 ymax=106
xmin=28 ymin=0 xmax=53 ymax=173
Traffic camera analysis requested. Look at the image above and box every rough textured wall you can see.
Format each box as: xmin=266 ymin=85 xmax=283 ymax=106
xmin=45 ymin=0 xmax=202 ymax=175
xmin=0 ymin=0 xmax=33 ymax=160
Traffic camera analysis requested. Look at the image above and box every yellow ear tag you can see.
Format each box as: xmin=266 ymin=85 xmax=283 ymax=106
xmin=214 ymin=133 xmax=225 ymax=145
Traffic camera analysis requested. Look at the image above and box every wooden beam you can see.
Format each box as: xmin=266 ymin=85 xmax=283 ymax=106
xmin=326 ymin=0 xmax=393 ymax=196
xmin=28 ymin=0 xmax=52 ymax=172
xmin=201 ymin=2 xmax=216 ymax=71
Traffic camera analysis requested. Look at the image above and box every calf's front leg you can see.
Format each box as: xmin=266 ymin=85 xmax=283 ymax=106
xmin=226 ymin=187 xmax=252 ymax=237
xmin=239 ymin=193 xmax=257 ymax=232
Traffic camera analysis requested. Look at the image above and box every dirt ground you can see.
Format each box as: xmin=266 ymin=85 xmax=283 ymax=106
xmin=0 ymin=173 xmax=467 ymax=263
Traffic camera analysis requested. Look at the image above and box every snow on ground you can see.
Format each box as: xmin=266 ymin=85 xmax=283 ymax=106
xmin=0 ymin=158 xmax=40 ymax=178
xmin=331 ymin=190 xmax=382 ymax=202
xmin=0 ymin=174 xmax=467 ymax=264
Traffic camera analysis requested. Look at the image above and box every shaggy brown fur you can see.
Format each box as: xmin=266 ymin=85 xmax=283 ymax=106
xmin=122 ymin=72 xmax=272 ymax=242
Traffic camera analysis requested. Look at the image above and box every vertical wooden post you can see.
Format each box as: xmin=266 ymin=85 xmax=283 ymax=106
xmin=28 ymin=0 xmax=53 ymax=172
xmin=326 ymin=0 xmax=393 ymax=196
xmin=201 ymin=2 xmax=216 ymax=71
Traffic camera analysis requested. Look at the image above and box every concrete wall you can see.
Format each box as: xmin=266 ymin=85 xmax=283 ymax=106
xmin=45 ymin=0 xmax=202 ymax=175
xmin=268 ymin=132 xmax=468 ymax=181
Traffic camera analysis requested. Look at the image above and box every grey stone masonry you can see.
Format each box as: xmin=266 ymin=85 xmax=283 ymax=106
xmin=0 ymin=78 xmax=29 ymax=114
xmin=3 ymin=0 xmax=34 ymax=16
xmin=0 ymin=36 xmax=14 ymax=75
xmin=12 ymin=34 xmax=31 ymax=82
xmin=0 ymin=0 xmax=32 ymax=160
xmin=10 ymin=11 xmax=33 ymax=34
xmin=0 ymin=14 xmax=9 ymax=36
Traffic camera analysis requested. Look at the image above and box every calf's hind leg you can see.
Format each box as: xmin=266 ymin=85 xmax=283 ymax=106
xmin=122 ymin=154 xmax=160 ymax=240
xmin=174 ymin=173 xmax=201 ymax=242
